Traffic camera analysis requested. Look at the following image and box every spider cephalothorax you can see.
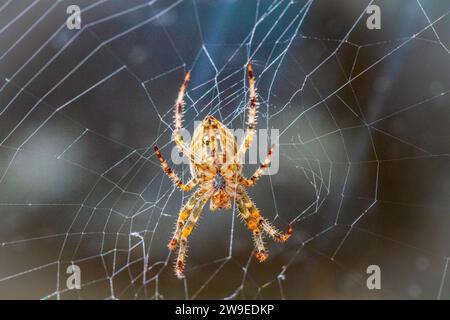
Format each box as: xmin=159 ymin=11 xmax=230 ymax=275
xmin=154 ymin=64 xmax=292 ymax=279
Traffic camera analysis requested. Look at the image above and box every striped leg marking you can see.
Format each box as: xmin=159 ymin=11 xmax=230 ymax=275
xmin=174 ymin=192 xmax=210 ymax=279
xmin=237 ymin=190 xmax=292 ymax=261
xmin=239 ymin=144 xmax=275 ymax=187
xmin=238 ymin=63 xmax=259 ymax=160
xmin=172 ymin=71 xmax=200 ymax=162
xmin=154 ymin=146 xmax=197 ymax=191
xmin=168 ymin=189 xmax=207 ymax=251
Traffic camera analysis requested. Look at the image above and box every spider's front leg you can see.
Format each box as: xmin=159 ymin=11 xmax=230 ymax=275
xmin=237 ymin=63 xmax=259 ymax=161
xmin=172 ymin=71 xmax=199 ymax=162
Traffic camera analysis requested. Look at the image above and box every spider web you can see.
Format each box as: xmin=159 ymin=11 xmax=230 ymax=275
xmin=0 ymin=0 xmax=449 ymax=299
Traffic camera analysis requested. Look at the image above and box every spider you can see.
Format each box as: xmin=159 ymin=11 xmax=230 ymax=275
xmin=154 ymin=63 xmax=292 ymax=279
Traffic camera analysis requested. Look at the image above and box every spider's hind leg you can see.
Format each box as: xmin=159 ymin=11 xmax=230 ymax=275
xmin=236 ymin=194 xmax=268 ymax=262
xmin=252 ymin=229 xmax=268 ymax=262
xmin=236 ymin=191 xmax=292 ymax=262
xmin=168 ymin=188 xmax=206 ymax=251
xmin=239 ymin=144 xmax=275 ymax=187
xmin=260 ymin=219 xmax=293 ymax=243
xmin=173 ymin=190 xmax=210 ymax=279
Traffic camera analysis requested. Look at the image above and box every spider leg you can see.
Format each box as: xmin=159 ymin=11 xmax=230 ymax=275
xmin=237 ymin=63 xmax=259 ymax=161
xmin=252 ymin=230 xmax=268 ymax=262
xmin=237 ymin=190 xmax=292 ymax=260
xmin=168 ymin=188 xmax=208 ymax=251
xmin=261 ymin=219 xmax=293 ymax=243
xmin=239 ymin=144 xmax=275 ymax=187
xmin=172 ymin=71 xmax=200 ymax=163
xmin=236 ymin=192 xmax=268 ymax=262
xmin=153 ymin=146 xmax=197 ymax=191
xmin=174 ymin=190 xmax=211 ymax=279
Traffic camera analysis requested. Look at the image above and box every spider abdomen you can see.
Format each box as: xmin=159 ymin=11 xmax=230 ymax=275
xmin=190 ymin=115 xmax=242 ymax=178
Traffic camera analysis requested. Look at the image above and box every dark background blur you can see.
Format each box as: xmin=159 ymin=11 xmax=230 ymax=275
xmin=0 ymin=0 xmax=449 ymax=299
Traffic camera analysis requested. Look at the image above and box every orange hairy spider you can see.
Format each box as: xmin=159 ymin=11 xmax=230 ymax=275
xmin=154 ymin=64 xmax=292 ymax=279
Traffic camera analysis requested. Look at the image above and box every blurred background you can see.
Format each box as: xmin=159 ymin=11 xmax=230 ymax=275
xmin=0 ymin=0 xmax=449 ymax=299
